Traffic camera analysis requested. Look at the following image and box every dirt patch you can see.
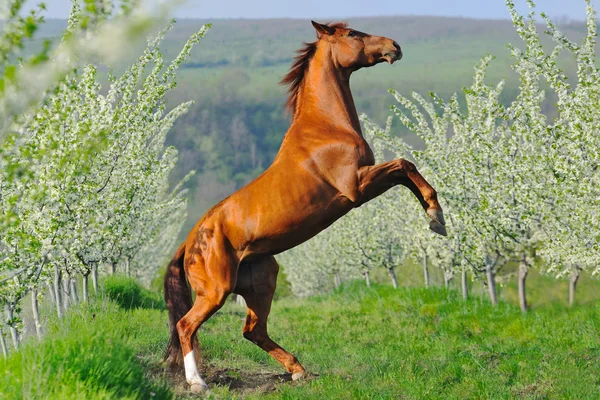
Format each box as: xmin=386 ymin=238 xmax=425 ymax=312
xmin=207 ymin=368 xmax=291 ymax=391
xmin=154 ymin=363 xmax=316 ymax=398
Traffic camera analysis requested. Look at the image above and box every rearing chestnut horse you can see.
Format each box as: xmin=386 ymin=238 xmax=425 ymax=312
xmin=164 ymin=21 xmax=446 ymax=392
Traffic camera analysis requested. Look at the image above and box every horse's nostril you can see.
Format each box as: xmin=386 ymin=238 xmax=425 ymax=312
xmin=392 ymin=41 xmax=401 ymax=52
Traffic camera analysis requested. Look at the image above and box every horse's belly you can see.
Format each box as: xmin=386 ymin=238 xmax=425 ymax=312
xmin=237 ymin=185 xmax=354 ymax=256
xmin=265 ymin=198 xmax=353 ymax=255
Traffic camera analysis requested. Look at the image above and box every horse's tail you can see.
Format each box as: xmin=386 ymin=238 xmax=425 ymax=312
xmin=164 ymin=242 xmax=194 ymax=366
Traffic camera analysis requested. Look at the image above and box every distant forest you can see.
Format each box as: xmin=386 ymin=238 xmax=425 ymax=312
xmin=36 ymin=16 xmax=590 ymax=236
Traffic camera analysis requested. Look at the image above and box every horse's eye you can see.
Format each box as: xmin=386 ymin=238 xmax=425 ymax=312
xmin=348 ymin=30 xmax=358 ymax=37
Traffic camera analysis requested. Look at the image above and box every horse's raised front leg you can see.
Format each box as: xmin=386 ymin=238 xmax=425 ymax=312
xmin=235 ymin=256 xmax=306 ymax=380
xmin=356 ymin=158 xmax=446 ymax=235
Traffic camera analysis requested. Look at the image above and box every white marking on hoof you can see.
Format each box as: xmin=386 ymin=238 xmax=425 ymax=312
xmin=184 ymin=351 xmax=208 ymax=390
xmin=429 ymin=220 xmax=447 ymax=236
xmin=292 ymin=371 xmax=305 ymax=381
xmin=427 ymin=208 xmax=446 ymax=225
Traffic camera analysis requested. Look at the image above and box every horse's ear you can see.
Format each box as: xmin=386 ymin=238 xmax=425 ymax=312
xmin=311 ymin=21 xmax=335 ymax=37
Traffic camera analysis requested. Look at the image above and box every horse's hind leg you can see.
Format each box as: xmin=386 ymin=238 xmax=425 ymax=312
xmin=236 ymin=256 xmax=306 ymax=380
xmin=176 ymin=295 xmax=215 ymax=392
xmin=177 ymin=227 xmax=238 ymax=392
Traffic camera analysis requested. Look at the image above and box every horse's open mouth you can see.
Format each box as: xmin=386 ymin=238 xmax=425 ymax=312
xmin=380 ymin=52 xmax=402 ymax=64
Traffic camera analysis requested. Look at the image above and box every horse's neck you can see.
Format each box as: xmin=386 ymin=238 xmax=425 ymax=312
xmin=294 ymin=52 xmax=362 ymax=135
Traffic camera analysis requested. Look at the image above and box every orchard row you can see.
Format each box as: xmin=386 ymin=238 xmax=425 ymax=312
xmin=0 ymin=1 xmax=208 ymax=355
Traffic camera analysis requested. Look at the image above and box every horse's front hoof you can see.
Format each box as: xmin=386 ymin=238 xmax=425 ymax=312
xmin=427 ymin=208 xmax=446 ymax=226
xmin=190 ymin=383 xmax=209 ymax=393
xmin=429 ymin=220 xmax=447 ymax=236
xmin=292 ymin=371 xmax=305 ymax=381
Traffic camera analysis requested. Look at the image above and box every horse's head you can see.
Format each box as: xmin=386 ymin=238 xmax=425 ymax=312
xmin=311 ymin=21 xmax=402 ymax=71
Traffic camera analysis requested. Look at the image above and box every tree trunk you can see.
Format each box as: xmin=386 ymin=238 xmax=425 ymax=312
xmin=461 ymin=270 xmax=468 ymax=300
xmin=422 ymin=251 xmax=430 ymax=288
xmin=82 ymin=272 xmax=90 ymax=303
xmin=0 ymin=327 xmax=7 ymax=358
xmin=54 ymin=265 xmax=63 ymax=318
xmin=518 ymin=254 xmax=529 ymax=313
xmin=363 ymin=271 xmax=371 ymax=287
xmin=31 ymin=289 xmax=42 ymax=340
xmin=333 ymin=272 xmax=341 ymax=289
xmin=5 ymin=304 xmax=19 ymax=349
xmin=569 ymin=269 xmax=580 ymax=307
xmin=444 ymin=273 xmax=453 ymax=289
xmin=125 ymin=258 xmax=131 ymax=277
xmin=62 ymin=275 xmax=71 ymax=311
xmin=92 ymin=263 xmax=99 ymax=293
xmin=387 ymin=267 xmax=398 ymax=289
xmin=486 ymin=265 xmax=498 ymax=307
xmin=70 ymin=277 xmax=79 ymax=305
xmin=109 ymin=262 xmax=116 ymax=275
xmin=47 ymin=282 xmax=56 ymax=305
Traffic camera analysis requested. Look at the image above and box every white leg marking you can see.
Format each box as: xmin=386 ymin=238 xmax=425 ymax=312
xmin=184 ymin=351 xmax=208 ymax=390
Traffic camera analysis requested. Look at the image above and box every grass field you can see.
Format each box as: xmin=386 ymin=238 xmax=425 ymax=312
xmin=2 ymin=272 xmax=599 ymax=399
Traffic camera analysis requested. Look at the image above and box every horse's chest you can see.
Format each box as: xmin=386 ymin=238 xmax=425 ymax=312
xmin=358 ymin=144 xmax=376 ymax=167
xmin=314 ymin=137 xmax=374 ymax=170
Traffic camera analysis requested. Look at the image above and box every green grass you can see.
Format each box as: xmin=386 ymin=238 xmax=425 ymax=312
xmin=1 ymin=299 xmax=171 ymax=399
xmin=102 ymin=274 xmax=165 ymax=310
xmin=201 ymin=283 xmax=600 ymax=399
xmin=2 ymin=277 xmax=599 ymax=399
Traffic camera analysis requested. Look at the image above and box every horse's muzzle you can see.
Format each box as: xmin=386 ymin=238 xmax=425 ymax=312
xmin=381 ymin=41 xmax=402 ymax=64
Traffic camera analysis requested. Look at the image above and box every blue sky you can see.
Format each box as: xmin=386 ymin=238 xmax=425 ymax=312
xmin=28 ymin=0 xmax=600 ymax=20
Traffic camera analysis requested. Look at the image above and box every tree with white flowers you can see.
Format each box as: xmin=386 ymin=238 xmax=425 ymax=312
xmin=361 ymin=0 xmax=600 ymax=311
xmin=363 ymin=115 xmax=465 ymax=293
xmin=0 ymin=1 xmax=209 ymax=352
xmin=522 ymin=0 xmax=600 ymax=305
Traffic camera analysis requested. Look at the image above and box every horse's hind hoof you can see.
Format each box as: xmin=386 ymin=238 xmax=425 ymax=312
xmin=292 ymin=371 xmax=305 ymax=381
xmin=429 ymin=220 xmax=447 ymax=236
xmin=190 ymin=383 xmax=209 ymax=393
